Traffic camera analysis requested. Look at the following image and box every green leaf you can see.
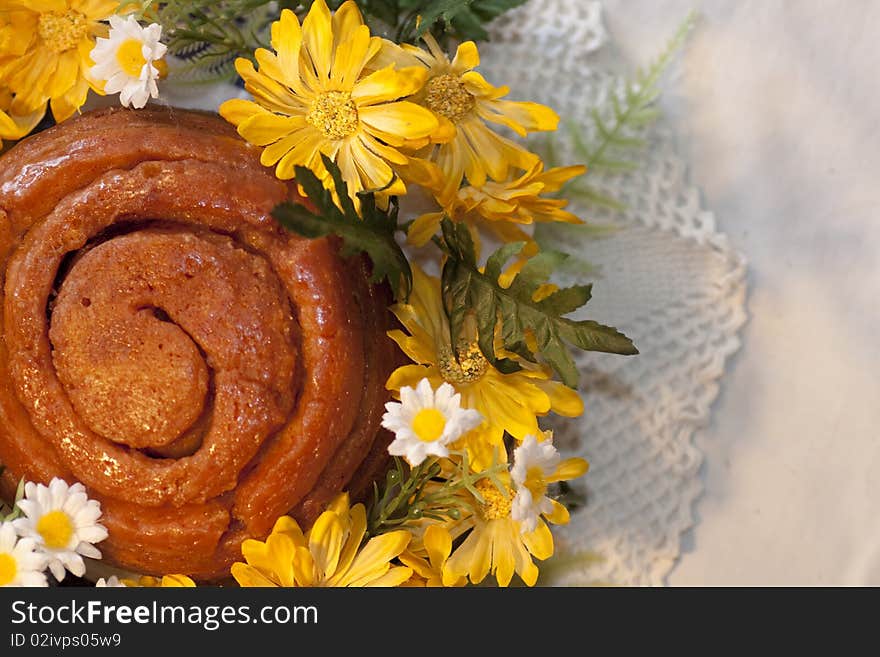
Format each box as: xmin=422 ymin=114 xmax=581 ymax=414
xmin=439 ymin=218 xmax=637 ymax=388
xmin=397 ymin=0 xmax=528 ymax=44
xmin=271 ymin=155 xmax=412 ymax=301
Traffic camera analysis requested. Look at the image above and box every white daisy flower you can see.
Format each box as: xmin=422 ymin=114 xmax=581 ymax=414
xmin=381 ymin=378 xmax=482 ymax=466
xmin=90 ymin=15 xmax=167 ymax=109
xmin=95 ymin=576 xmax=126 ymax=587
xmin=13 ymin=478 xmax=108 ymax=582
xmin=511 ymin=432 xmax=588 ymax=533
xmin=0 ymin=521 xmax=48 ymax=587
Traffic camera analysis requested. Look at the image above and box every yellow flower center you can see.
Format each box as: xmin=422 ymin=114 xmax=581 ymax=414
xmin=36 ymin=510 xmax=75 ymax=549
xmin=524 ymin=466 xmax=548 ymax=500
xmin=307 ymin=91 xmax=359 ymax=140
xmin=116 ymin=38 xmax=147 ymax=77
xmin=438 ymin=342 xmax=488 ymax=386
xmin=425 ymin=74 xmax=475 ymax=123
xmin=411 ymin=408 xmax=447 ymax=442
xmin=0 ymin=553 xmax=16 ymax=586
xmin=38 ymin=10 xmax=90 ymax=54
xmin=475 ymin=479 xmax=512 ymax=520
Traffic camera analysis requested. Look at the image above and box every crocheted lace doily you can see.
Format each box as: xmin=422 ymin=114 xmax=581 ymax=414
xmin=479 ymin=0 xmax=748 ymax=586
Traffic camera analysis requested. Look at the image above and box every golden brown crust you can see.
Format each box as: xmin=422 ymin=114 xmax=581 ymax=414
xmin=0 ymin=107 xmax=396 ymax=580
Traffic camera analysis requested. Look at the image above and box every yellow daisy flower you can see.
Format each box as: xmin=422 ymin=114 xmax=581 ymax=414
xmin=380 ymin=34 xmax=559 ymax=204
xmin=219 ymin=0 xmax=439 ymax=208
xmin=443 ymin=450 xmax=584 ymax=588
xmin=386 ymin=265 xmax=584 ymax=469
xmin=0 ymin=0 xmax=117 ymax=123
xmin=408 ymin=161 xmax=587 ymax=247
xmin=441 ymin=477 xmax=549 ymax=587
xmin=231 ymin=493 xmax=413 ymax=587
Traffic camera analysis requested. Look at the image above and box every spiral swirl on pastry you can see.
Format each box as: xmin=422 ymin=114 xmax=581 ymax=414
xmin=0 ymin=108 xmax=396 ymax=579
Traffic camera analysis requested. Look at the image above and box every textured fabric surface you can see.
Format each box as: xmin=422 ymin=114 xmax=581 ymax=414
xmin=480 ymin=1 xmax=747 ymax=585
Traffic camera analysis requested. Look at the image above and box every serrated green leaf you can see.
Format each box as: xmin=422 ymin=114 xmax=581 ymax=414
xmin=484 ymin=241 xmax=525 ymax=281
xmin=536 ymin=284 xmax=592 ymax=316
xmin=272 ymin=156 xmax=412 ymax=300
xmin=439 ymin=218 xmax=637 ymax=387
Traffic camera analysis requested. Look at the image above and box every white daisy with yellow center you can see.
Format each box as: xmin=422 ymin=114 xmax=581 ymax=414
xmin=381 ymin=378 xmax=482 ymax=466
xmin=0 ymin=522 xmax=47 ymax=588
xmin=510 ymin=432 xmax=588 ymax=533
xmin=90 ymin=15 xmax=167 ymax=109
xmin=13 ymin=478 xmax=108 ymax=582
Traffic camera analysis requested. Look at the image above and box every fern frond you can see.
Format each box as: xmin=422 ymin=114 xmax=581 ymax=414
xmin=581 ymin=10 xmax=696 ymax=174
xmin=155 ymin=0 xmax=277 ymax=82
xmin=543 ymin=11 xmax=696 ymax=212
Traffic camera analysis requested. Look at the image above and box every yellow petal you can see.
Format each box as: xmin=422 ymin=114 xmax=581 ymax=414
xmin=407 ymin=211 xmax=443 ymax=247
xmin=332 ymin=0 xmax=366 ymax=44
xmin=521 ymin=519 xmax=554 ymax=561
xmin=219 ymin=98 xmax=269 ymax=126
xmin=46 ymin=49 xmax=78 ymax=99
xmin=274 ymin=129 xmax=326 ymax=179
xmin=515 ymin=544 xmax=540 ymax=587
xmin=49 ymin=77 xmax=90 ymax=123
xmin=239 ymin=112 xmax=308 ymax=146
xmin=331 ymin=24 xmax=373 ymax=88
xmin=492 ymin=521 xmax=517 ymax=587
xmin=334 ymin=502 xmax=368 ymax=576
xmin=333 ymin=530 xmax=410 ymax=586
xmin=358 ymin=132 xmax=408 ymax=166
xmin=308 ymin=510 xmax=345 ymax=580
xmin=160 ymin=574 xmax=196 ymax=587
xmin=271 ymin=515 xmax=307 ymax=545
xmin=450 ymin=40 xmax=479 ymax=73
xmin=423 ymin=524 xmax=453 ymax=568
xmin=537 ymin=164 xmax=586 ymax=191
xmin=360 ymin=101 xmax=437 ymax=140
xmin=544 ymin=499 xmax=570 ymax=525
xmin=485 ymin=99 xmax=560 ymax=134
xmin=347 ymin=138 xmax=396 ymax=191
xmin=0 ymin=106 xmax=44 ymax=141
xmin=352 ymin=64 xmax=426 ymax=105
xmin=385 ymin=364 xmax=437 ymax=393
xmin=399 ymin=552 xmax=435 ymax=580
xmin=302 ymin=0 xmax=333 ymax=82
xmin=460 ymin=70 xmax=508 ymax=101
xmin=479 ymin=377 xmax=547 ymax=437
xmin=292 ymin=545 xmax=316 ymax=586
xmin=445 ymin=526 xmax=491 ymax=585
xmin=259 ymin=130 xmax=305 ymax=167
xmin=79 ymin=0 xmax=119 ymax=18
xmin=231 ymin=563 xmax=280 ymax=587
xmin=326 ymin=492 xmax=352 ymax=516
xmin=549 ymin=457 xmax=589 ymax=482
xmin=235 ymin=58 xmax=302 ymax=115
xmin=363 ymin=566 xmax=413 ymax=587
xmin=271 ymin=9 xmax=304 ymax=89
xmin=536 ymin=379 xmax=585 ymax=417
xmin=240 ymin=534 xmax=296 ymax=586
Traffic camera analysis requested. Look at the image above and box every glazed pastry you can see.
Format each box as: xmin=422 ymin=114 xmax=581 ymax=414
xmin=0 ymin=107 xmax=396 ymax=579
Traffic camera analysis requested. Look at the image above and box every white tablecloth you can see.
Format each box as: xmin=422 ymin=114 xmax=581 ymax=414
xmin=602 ymin=0 xmax=880 ymax=585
